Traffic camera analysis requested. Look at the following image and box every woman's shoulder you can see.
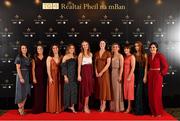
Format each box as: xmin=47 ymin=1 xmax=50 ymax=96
xmin=94 ymin=51 xmax=99 ymax=57
xmin=46 ymin=56 xmax=52 ymax=61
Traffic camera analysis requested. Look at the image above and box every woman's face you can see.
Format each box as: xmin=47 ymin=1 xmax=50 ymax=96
xmin=52 ymin=45 xmax=59 ymax=54
xmin=68 ymin=45 xmax=75 ymax=54
xmin=150 ymin=44 xmax=158 ymax=54
xmin=37 ymin=46 xmax=43 ymax=55
xmin=99 ymin=41 xmax=106 ymax=49
xmin=21 ymin=45 xmax=27 ymax=55
xmin=124 ymin=48 xmax=130 ymax=55
xmin=82 ymin=42 xmax=89 ymax=51
xmin=112 ymin=44 xmax=119 ymax=53
xmin=135 ymin=43 xmax=140 ymax=52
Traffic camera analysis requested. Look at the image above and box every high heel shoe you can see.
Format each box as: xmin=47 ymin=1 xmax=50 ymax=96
xmin=100 ymin=105 xmax=106 ymax=112
xmin=124 ymin=109 xmax=131 ymax=114
xmin=68 ymin=107 xmax=77 ymax=113
xmin=83 ymin=107 xmax=90 ymax=113
xmin=18 ymin=107 xmax=24 ymax=115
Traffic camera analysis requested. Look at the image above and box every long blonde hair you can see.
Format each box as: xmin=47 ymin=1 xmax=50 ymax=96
xmin=81 ymin=40 xmax=91 ymax=56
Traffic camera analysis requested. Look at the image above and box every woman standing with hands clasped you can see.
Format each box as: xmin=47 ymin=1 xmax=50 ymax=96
xmin=110 ymin=43 xmax=124 ymax=112
xmin=46 ymin=43 xmax=63 ymax=113
xmin=94 ymin=39 xmax=112 ymax=112
xmin=14 ymin=44 xmax=31 ymax=115
xmin=61 ymin=44 xmax=78 ymax=113
xmin=123 ymin=44 xmax=136 ymax=113
xmin=78 ymin=41 xmax=94 ymax=113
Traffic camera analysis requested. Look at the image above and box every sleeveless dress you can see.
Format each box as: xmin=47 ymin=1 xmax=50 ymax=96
xmin=46 ymin=58 xmax=62 ymax=113
xmin=123 ymin=55 xmax=134 ymax=100
xmin=32 ymin=57 xmax=47 ymax=114
xmin=134 ymin=59 xmax=149 ymax=115
xmin=110 ymin=58 xmax=124 ymax=112
xmin=78 ymin=56 xmax=94 ymax=110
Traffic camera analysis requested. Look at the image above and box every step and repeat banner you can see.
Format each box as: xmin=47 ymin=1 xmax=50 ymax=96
xmin=0 ymin=0 xmax=179 ymax=99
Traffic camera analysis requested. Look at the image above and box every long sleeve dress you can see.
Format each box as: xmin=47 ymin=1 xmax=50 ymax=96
xmin=61 ymin=58 xmax=78 ymax=109
xmin=147 ymin=52 xmax=169 ymax=116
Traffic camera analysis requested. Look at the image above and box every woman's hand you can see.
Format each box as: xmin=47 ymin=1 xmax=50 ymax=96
xmin=118 ymin=76 xmax=122 ymax=83
xmin=143 ymin=77 xmax=147 ymax=84
xmin=20 ymin=78 xmax=25 ymax=84
xmin=127 ymin=76 xmax=131 ymax=82
xmin=78 ymin=75 xmax=82 ymax=82
xmin=33 ymin=79 xmax=37 ymax=84
xmin=64 ymin=76 xmax=69 ymax=83
xmin=49 ymin=78 xmax=54 ymax=84
xmin=98 ymin=72 xmax=103 ymax=77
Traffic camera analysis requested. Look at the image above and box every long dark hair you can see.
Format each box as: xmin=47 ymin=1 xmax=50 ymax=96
xmin=99 ymin=39 xmax=107 ymax=50
xmin=34 ymin=44 xmax=44 ymax=61
xmin=134 ymin=40 xmax=146 ymax=66
xmin=149 ymin=42 xmax=159 ymax=51
xmin=124 ymin=43 xmax=133 ymax=54
xmin=48 ymin=43 xmax=60 ymax=57
xmin=18 ymin=43 xmax=31 ymax=58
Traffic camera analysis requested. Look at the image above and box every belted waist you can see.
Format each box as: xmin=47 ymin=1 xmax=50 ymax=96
xmin=149 ymin=68 xmax=160 ymax=71
xmin=20 ymin=69 xmax=29 ymax=71
xmin=112 ymin=67 xmax=120 ymax=69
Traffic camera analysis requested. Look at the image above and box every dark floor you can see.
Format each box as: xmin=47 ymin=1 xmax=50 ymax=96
xmin=0 ymin=108 xmax=180 ymax=120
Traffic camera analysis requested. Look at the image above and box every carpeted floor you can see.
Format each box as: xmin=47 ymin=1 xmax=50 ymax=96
xmin=166 ymin=108 xmax=180 ymax=120
xmin=0 ymin=109 xmax=177 ymax=120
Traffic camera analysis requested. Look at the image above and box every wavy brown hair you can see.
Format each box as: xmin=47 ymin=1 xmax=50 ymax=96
xmin=48 ymin=43 xmax=60 ymax=57
xmin=34 ymin=44 xmax=44 ymax=61
xmin=18 ymin=43 xmax=31 ymax=59
xmin=65 ymin=44 xmax=77 ymax=58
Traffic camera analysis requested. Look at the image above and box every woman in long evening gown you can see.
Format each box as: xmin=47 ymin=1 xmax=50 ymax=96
xmin=134 ymin=41 xmax=149 ymax=115
xmin=123 ymin=44 xmax=136 ymax=113
xmin=61 ymin=44 xmax=78 ymax=113
xmin=14 ymin=44 xmax=31 ymax=115
xmin=46 ymin=43 xmax=63 ymax=113
xmin=110 ymin=43 xmax=124 ymax=112
xmin=148 ymin=42 xmax=168 ymax=117
xmin=32 ymin=44 xmax=47 ymax=114
xmin=95 ymin=39 xmax=112 ymax=112
xmin=78 ymin=41 xmax=94 ymax=113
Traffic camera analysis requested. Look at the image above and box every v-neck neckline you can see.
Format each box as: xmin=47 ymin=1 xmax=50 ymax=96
xmin=99 ymin=50 xmax=106 ymax=59
xmin=52 ymin=57 xmax=59 ymax=65
xmin=151 ymin=53 xmax=157 ymax=61
xmin=37 ymin=56 xmax=44 ymax=61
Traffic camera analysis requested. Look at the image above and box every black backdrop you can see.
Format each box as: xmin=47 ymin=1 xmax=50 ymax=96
xmin=0 ymin=0 xmax=180 ymax=108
